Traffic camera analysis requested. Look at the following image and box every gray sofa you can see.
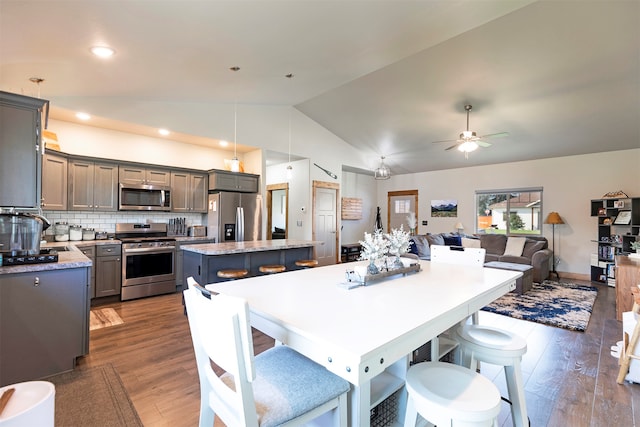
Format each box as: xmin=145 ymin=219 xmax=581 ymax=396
xmin=409 ymin=232 xmax=552 ymax=283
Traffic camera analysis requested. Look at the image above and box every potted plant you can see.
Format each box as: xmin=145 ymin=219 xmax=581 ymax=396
xmin=630 ymin=241 xmax=640 ymax=254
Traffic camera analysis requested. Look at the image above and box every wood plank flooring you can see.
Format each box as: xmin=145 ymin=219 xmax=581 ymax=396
xmin=77 ymin=280 xmax=640 ymax=426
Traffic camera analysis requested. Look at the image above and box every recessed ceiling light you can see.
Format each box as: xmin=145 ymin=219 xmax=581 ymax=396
xmin=158 ymin=129 xmax=170 ymax=136
xmin=219 ymin=140 xmax=229 ymax=147
xmin=76 ymin=112 xmax=91 ymax=120
xmin=90 ymin=46 xmax=115 ymax=58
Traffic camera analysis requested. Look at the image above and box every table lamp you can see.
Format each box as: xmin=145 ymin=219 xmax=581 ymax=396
xmin=454 ymin=222 xmax=464 ymax=234
xmin=544 ymin=211 xmax=564 ymax=279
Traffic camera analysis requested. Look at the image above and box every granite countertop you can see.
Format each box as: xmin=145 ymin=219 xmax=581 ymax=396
xmin=42 ymin=239 xmax=121 ymax=249
xmin=180 ymin=239 xmax=322 ymax=255
xmin=0 ymin=249 xmax=92 ymax=275
xmin=174 ymin=236 xmax=216 ymax=243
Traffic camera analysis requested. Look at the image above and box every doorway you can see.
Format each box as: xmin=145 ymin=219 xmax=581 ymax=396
xmin=312 ymin=180 xmax=339 ymax=266
xmin=387 ymin=190 xmax=419 ymax=232
xmin=266 ymin=183 xmax=289 ymax=240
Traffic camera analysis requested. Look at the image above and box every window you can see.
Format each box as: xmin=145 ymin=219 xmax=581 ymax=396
xmin=475 ymin=188 xmax=542 ymax=235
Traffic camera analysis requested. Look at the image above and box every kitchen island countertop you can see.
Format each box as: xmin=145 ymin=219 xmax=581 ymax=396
xmin=180 ymin=239 xmax=322 ymax=255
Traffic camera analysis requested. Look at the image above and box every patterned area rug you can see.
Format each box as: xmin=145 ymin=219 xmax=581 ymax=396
xmin=90 ymin=307 xmax=124 ymax=330
xmin=481 ymin=280 xmax=598 ymax=332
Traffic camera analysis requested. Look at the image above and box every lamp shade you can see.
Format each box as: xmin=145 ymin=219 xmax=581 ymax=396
xmin=544 ymin=212 xmax=564 ymax=225
xmin=454 ymin=222 xmax=464 ymax=230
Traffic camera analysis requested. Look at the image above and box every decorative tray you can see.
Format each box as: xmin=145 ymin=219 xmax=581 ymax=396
xmin=340 ymin=263 xmax=421 ymax=289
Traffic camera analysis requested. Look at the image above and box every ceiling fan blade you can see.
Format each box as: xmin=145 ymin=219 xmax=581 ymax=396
xmin=445 ymin=143 xmax=460 ymax=151
xmin=479 ymin=132 xmax=509 ymax=139
xmin=431 ymin=138 xmax=457 ymax=144
xmin=477 ymin=140 xmax=492 ymax=148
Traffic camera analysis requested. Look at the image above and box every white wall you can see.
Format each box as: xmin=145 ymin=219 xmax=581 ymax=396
xmin=266 ymin=158 xmax=311 ymax=240
xmin=375 ymin=149 xmax=640 ymax=277
xmin=341 ymin=171 xmax=377 ymax=244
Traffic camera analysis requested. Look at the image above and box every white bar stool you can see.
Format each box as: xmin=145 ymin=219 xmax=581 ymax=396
xmin=404 ymin=361 xmax=501 ymax=427
xmin=454 ymin=324 xmax=529 ymax=427
xmin=0 ymin=381 xmax=55 ymax=427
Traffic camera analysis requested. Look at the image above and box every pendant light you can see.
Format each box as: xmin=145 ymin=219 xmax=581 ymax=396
xmin=374 ymin=156 xmax=391 ymax=180
xmin=285 ymin=73 xmax=294 ymax=180
xmin=230 ymin=66 xmax=241 ymax=173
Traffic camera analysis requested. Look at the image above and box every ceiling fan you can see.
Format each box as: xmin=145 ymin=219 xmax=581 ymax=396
xmin=432 ymin=104 xmax=508 ymax=158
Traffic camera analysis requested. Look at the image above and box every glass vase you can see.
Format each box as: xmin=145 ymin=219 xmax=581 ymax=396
xmin=393 ymin=255 xmax=404 ymax=269
xmin=367 ymin=259 xmax=379 ymax=275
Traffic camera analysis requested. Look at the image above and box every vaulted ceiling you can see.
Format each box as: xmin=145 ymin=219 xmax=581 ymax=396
xmin=2 ymin=1 xmax=638 ymax=175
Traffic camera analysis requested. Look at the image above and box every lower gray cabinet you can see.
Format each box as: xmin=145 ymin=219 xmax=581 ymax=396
xmin=0 ymin=267 xmax=90 ymax=386
xmin=79 ymin=246 xmax=96 ymax=298
xmin=95 ymin=244 xmax=122 ymax=298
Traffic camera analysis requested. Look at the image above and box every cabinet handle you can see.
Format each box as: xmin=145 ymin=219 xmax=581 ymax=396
xmin=34 ymin=277 xmax=40 ymax=287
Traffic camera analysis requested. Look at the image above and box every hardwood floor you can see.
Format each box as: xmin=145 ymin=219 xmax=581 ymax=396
xmin=78 ymin=280 xmax=640 ymax=426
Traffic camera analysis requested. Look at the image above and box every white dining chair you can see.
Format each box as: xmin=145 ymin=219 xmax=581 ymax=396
xmin=426 ymin=245 xmax=486 ymax=361
xmin=184 ymin=277 xmax=350 ymax=427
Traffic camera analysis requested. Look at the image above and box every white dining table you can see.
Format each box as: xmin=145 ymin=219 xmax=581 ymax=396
xmin=206 ymin=259 xmax=520 ymax=426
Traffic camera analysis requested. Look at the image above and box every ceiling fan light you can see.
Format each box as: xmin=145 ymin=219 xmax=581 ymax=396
xmin=458 ymin=141 xmax=478 ymax=153
xmin=460 ymin=130 xmax=477 ymax=140
xmin=374 ymin=157 xmax=391 ymax=180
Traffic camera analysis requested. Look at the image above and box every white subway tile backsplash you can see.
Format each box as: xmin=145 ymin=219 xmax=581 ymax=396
xmin=42 ymin=210 xmax=205 ymax=235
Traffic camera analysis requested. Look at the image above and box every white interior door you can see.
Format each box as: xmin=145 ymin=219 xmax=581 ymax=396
xmin=313 ymin=182 xmax=339 ymax=266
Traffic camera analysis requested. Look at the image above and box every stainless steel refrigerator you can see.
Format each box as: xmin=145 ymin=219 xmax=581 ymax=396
xmin=207 ymin=192 xmax=262 ymax=242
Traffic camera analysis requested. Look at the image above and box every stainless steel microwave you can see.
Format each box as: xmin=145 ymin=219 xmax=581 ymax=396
xmin=119 ymin=183 xmax=171 ymax=211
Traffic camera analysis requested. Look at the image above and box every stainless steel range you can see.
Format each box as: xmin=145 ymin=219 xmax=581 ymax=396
xmin=115 ymin=223 xmax=176 ymax=301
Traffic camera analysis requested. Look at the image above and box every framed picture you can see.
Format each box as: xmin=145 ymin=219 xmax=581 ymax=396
xmin=614 ymin=210 xmax=632 ymax=225
xmin=614 ymin=200 xmax=625 ymax=208
xmin=598 ymin=207 xmax=606 ymax=216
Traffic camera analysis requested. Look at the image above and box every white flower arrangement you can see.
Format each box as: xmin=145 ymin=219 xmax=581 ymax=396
xmin=386 ymin=225 xmax=412 ymax=257
xmin=359 ymin=229 xmax=390 ymax=261
xmin=406 ymin=212 xmax=417 ymax=230
xmin=631 ymin=241 xmax=640 ymax=251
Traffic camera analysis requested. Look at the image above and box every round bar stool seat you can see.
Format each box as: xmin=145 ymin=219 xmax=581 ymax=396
xmin=454 ymin=324 xmax=528 ymax=427
xmin=404 ymin=361 xmax=501 ymax=427
xmin=259 ymin=264 xmax=286 ymax=274
xmin=0 ymin=381 xmax=55 ymax=427
xmin=295 ymin=259 xmax=318 ymax=268
xmin=216 ymin=269 xmax=249 ymax=280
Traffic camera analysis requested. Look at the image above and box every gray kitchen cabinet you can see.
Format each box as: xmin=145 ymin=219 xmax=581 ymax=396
xmin=79 ymin=245 xmax=96 ymax=298
xmin=119 ymin=165 xmax=171 ymax=186
xmin=175 ymin=239 xmax=216 ymax=290
xmin=0 ymin=267 xmax=89 ymax=386
xmin=0 ymin=91 xmax=48 ymax=208
xmin=208 ymin=169 xmax=259 ymax=193
xmin=171 ymin=171 xmax=207 ymax=213
xmin=41 ymin=151 xmax=68 ymax=210
xmin=95 ymin=244 xmax=122 ymax=297
xmin=69 ymin=159 xmax=118 ymax=211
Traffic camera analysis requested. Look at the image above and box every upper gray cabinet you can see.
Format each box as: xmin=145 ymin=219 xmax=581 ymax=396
xmin=68 ymin=159 xmax=118 ymax=211
xmin=0 ymin=91 xmax=49 ymax=208
xmin=171 ymin=171 xmax=208 ymax=213
xmin=42 ymin=151 xmax=68 ymax=210
xmin=119 ymin=165 xmax=171 ymax=186
xmin=209 ymin=170 xmax=259 ymax=193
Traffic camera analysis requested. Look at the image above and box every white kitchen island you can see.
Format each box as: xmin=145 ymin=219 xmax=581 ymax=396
xmin=206 ymin=259 xmax=520 ymax=426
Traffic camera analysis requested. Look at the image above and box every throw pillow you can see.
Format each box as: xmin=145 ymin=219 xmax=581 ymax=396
xmin=504 ymin=237 xmax=527 ymax=256
xmin=408 ymin=238 xmax=419 ymax=255
xmin=411 ymin=235 xmax=431 ymax=259
xmin=522 ymin=239 xmax=546 ymax=259
xmin=461 ymin=237 xmax=481 ymax=248
xmin=442 ymin=235 xmax=462 ymax=246
xmin=426 ymin=233 xmax=445 ymax=246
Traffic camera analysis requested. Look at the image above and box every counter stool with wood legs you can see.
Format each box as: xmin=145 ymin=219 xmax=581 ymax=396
xmin=404 ymin=361 xmax=501 ymax=427
xmin=454 ymin=324 xmax=529 ymax=427
xmin=295 ymin=259 xmax=318 ymax=269
xmin=216 ymin=269 xmax=249 ymax=280
xmin=259 ymin=264 xmax=286 ymax=274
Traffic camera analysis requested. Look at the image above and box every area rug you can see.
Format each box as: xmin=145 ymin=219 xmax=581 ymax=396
xmin=46 ymin=364 xmax=143 ymax=426
xmin=481 ymin=280 xmax=598 ymax=332
xmin=90 ymin=307 xmax=124 ymax=330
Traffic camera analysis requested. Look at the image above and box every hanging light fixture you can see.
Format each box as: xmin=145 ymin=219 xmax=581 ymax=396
xmin=230 ymin=66 xmax=241 ymax=173
xmin=374 ymin=156 xmax=391 ymax=180
xmin=285 ymin=73 xmax=294 ymax=180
